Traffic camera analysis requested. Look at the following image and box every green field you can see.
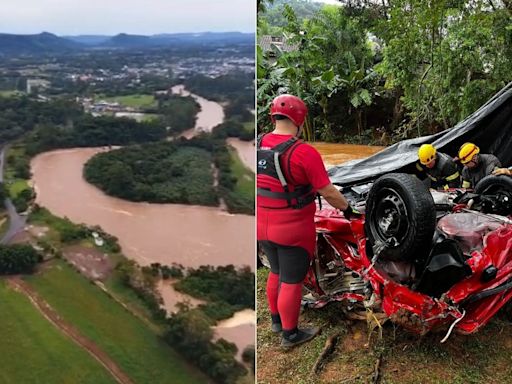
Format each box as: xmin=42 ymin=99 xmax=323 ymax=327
xmin=242 ymin=121 xmax=255 ymax=133
xmin=0 ymin=90 xmax=22 ymax=97
xmin=25 ymin=261 xmax=206 ymax=384
xmin=0 ymin=280 xmax=117 ymax=384
xmin=229 ymin=147 xmax=255 ymax=198
xmin=98 ymin=94 xmax=157 ymax=109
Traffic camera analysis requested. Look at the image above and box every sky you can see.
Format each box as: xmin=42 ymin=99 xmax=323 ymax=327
xmin=0 ymin=0 xmax=255 ymax=35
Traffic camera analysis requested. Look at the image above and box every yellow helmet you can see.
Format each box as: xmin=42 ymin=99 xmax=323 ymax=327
xmin=458 ymin=142 xmax=480 ymax=164
xmin=418 ymin=144 xmax=436 ymax=165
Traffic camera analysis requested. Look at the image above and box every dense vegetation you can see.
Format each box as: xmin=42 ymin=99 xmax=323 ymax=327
xmin=165 ymin=305 xmax=247 ymax=384
xmin=84 ymin=139 xmax=218 ymax=206
xmin=0 ymin=244 xmax=42 ymax=274
xmin=25 ymin=115 xmax=166 ymax=155
xmin=258 ymin=0 xmax=512 ymax=143
xmin=84 ymin=134 xmax=254 ymax=215
xmin=156 ymin=94 xmax=201 ymax=134
xmin=175 ymin=264 xmax=255 ymax=321
xmin=116 ymin=259 xmax=252 ymax=384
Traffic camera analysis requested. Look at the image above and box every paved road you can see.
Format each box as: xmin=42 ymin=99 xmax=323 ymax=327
xmin=0 ymin=146 xmax=27 ymax=244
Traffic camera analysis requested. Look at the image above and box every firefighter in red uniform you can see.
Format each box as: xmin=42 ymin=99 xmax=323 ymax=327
xmin=257 ymin=94 xmax=356 ymax=348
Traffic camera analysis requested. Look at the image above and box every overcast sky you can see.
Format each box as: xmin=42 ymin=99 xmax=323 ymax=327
xmin=0 ymin=0 xmax=255 ymax=35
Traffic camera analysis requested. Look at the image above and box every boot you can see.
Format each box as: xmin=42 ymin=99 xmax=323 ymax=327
xmin=281 ymin=326 xmax=320 ymax=348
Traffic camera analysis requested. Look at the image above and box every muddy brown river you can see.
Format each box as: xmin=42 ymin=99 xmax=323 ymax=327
xmin=31 ymin=87 xmax=255 ymax=357
xmin=311 ymin=142 xmax=385 ymax=166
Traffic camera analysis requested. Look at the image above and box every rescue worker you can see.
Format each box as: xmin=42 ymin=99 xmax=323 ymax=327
xmin=457 ymin=142 xmax=501 ymax=188
xmin=415 ymin=144 xmax=460 ymax=190
xmin=257 ymin=94 xmax=355 ymax=348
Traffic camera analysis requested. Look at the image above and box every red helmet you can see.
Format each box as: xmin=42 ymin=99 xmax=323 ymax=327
xmin=270 ymin=94 xmax=308 ymax=127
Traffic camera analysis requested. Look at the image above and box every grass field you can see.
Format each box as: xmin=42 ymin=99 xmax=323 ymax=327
xmin=257 ymin=268 xmax=512 ymax=384
xmin=229 ymin=147 xmax=254 ymax=199
xmin=0 ymin=90 xmax=22 ymax=97
xmin=243 ymin=121 xmax=255 ymax=133
xmin=98 ymin=94 xmax=157 ymax=109
xmin=25 ymin=261 xmax=207 ymax=384
xmin=0 ymin=280 xmax=117 ymax=384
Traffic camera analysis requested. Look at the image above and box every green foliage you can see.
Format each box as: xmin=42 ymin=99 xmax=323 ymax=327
xmin=241 ymin=345 xmax=255 ymax=374
xmin=157 ymin=95 xmax=201 ymax=134
xmin=0 ymin=96 xmax=82 ymax=143
xmin=175 ymin=264 xmax=255 ymax=320
xmin=165 ymin=304 xmax=247 ymax=384
xmin=0 ymin=244 xmax=42 ymax=274
xmin=25 ymin=115 xmax=166 ymax=155
xmin=84 ymin=140 xmax=218 ymax=206
xmin=258 ymin=0 xmax=512 ymax=143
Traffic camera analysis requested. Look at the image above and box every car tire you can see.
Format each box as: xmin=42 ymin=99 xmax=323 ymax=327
xmin=474 ymin=174 xmax=512 ymax=195
xmin=257 ymin=244 xmax=270 ymax=269
xmin=365 ymin=173 xmax=436 ymax=261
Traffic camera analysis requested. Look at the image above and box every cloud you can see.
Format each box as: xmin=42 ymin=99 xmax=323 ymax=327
xmin=0 ymin=0 xmax=255 ymax=35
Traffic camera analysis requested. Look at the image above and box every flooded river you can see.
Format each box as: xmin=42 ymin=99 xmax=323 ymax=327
xmin=171 ymin=85 xmax=225 ymax=139
xmin=311 ymin=142 xmax=385 ymax=167
xmin=227 ymin=138 xmax=255 ymax=172
xmin=31 ymin=86 xmax=255 ymax=358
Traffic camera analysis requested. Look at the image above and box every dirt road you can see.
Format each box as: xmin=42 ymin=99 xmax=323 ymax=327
xmin=6 ymin=277 xmax=135 ymax=384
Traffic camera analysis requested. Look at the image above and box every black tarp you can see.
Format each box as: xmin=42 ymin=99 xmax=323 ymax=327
xmin=329 ymin=82 xmax=512 ymax=186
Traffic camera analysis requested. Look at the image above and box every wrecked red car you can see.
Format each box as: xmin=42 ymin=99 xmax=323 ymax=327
xmin=300 ymin=173 xmax=512 ymax=337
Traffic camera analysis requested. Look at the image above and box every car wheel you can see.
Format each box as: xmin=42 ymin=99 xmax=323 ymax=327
xmin=365 ymin=173 xmax=436 ymax=261
xmin=474 ymin=174 xmax=512 ymax=195
xmin=257 ymin=244 xmax=270 ymax=269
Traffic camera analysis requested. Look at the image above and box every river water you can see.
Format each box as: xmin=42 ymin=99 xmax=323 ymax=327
xmin=31 ymin=86 xmax=255 ymax=357
xmin=311 ymin=142 xmax=385 ymax=167
xmin=171 ymin=85 xmax=225 ymax=139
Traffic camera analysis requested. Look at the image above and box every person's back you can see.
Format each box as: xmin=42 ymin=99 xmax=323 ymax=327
xmin=257 ymin=94 xmax=353 ymax=348
xmin=257 ymin=132 xmax=329 ymax=253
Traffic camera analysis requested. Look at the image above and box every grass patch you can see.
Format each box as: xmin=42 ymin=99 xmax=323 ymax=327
xmin=8 ymin=179 xmax=29 ymax=198
xmin=98 ymin=94 xmax=157 ymax=109
xmin=103 ymin=269 xmax=164 ymax=332
xmin=0 ymin=90 xmax=22 ymax=97
xmin=25 ymin=260 xmax=207 ymax=384
xmin=242 ymin=120 xmax=255 ymax=133
xmin=257 ymin=268 xmax=512 ymax=384
xmin=229 ymin=147 xmax=255 ymax=197
xmin=0 ymin=279 xmax=117 ymax=384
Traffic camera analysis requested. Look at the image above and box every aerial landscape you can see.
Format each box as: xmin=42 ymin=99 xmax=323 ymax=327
xmin=0 ymin=3 xmax=255 ymax=383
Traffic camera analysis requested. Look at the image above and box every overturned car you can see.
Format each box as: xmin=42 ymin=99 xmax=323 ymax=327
xmin=308 ymin=172 xmax=512 ymax=336
xmin=259 ymin=82 xmax=512 ymax=337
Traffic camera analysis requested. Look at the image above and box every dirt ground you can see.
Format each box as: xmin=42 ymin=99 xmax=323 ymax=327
xmin=62 ymin=245 xmax=114 ymax=281
xmin=257 ymin=269 xmax=512 ymax=384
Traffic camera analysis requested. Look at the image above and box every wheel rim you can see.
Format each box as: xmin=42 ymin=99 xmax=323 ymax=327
xmin=370 ymin=187 xmax=409 ymax=247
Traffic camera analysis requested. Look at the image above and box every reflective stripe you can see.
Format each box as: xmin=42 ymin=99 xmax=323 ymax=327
xmin=445 ymin=171 xmax=460 ymax=181
xmin=274 ymin=151 xmax=287 ymax=187
xmin=427 ymin=174 xmax=438 ymax=181
xmin=443 ymin=184 xmax=449 ymax=191
xmin=416 ymin=163 xmax=424 ymax=172
xmin=462 ymin=180 xmax=471 ymax=188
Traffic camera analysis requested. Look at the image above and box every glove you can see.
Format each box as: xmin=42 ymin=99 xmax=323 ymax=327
xmin=343 ymin=204 xmax=361 ymax=219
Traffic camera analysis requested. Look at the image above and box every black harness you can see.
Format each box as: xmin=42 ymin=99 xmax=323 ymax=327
xmin=257 ymin=133 xmax=316 ymax=209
